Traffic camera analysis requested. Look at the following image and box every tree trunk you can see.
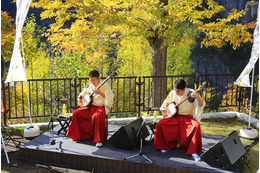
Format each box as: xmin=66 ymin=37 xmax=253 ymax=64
xmin=147 ymin=36 xmax=168 ymax=107
xmin=146 ymin=0 xmax=169 ymax=108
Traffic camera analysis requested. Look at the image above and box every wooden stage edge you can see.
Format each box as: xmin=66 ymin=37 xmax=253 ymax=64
xmin=20 ymin=147 xmax=205 ymax=173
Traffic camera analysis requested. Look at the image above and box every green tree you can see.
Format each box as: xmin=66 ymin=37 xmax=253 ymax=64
xmin=23 ymin=14 xmax=51 ymax=79
xmin=33 ymin=0 xmax=255 ymax=106
xmin=49 ymin=49 xmax=89 ymax=78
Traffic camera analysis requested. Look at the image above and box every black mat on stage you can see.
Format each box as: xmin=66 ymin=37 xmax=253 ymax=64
xmin=21 ymin=124 xmax=242 ymax=173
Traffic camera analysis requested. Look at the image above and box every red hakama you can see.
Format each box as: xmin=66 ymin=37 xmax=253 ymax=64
xmin=67 ymin=105 xmax=107 ymax=143
xmin=154 ymin=114 xmax=202 ymax=155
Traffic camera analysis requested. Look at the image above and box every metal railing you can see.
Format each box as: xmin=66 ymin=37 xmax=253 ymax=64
xmin=1 ymin=74 xmax=258 ymax=126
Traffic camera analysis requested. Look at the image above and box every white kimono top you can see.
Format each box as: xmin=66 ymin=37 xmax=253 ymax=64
xmin=160 ymin=88 xmax=206 ymax=122
xmin=79 ymin=79 xmax=114 ymax=115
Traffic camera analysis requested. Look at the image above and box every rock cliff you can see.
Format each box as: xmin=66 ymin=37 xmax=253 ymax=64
xmin=191 ymin=1 xmax=259 ymax=75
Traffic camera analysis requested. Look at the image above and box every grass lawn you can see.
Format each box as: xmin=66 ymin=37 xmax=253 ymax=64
xmin=200 ymin=117 xmax=259 ymax=173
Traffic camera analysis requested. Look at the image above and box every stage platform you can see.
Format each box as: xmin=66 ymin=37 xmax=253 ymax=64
xmin=20 ymin=124 xmax=242 ymax=173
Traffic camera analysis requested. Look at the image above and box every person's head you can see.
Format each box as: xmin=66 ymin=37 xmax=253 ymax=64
xmin=174 ymin=79 xmax=186 ymax=96
xmin=89 ymin=70 xmax=100 ymax=87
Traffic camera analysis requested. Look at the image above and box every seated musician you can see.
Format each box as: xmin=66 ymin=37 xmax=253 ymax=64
xmin=153 ymin=79 xmax=206 ymax=161
xmin=67 ymin=70 xmax=114 ymax=148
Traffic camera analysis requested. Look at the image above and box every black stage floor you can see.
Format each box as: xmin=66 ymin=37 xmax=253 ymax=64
xmin=20 ymin=124 xmax=242 ymax=173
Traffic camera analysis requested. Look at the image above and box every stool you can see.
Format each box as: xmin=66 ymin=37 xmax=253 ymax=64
xmin=1 ymin=125 xmax=21 ymax=149
xmin=56 ymin=113 xmax=72 ymax=135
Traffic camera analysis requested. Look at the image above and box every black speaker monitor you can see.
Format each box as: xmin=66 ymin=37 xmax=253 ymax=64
xmin=109 ymin=117 xmax=149 ymax=150
xmin=201 ymin=131 xmax=245 ymax=169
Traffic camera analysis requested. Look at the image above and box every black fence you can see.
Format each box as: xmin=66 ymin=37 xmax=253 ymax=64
xmin=1 ymin=74 xmax=259 ymax=126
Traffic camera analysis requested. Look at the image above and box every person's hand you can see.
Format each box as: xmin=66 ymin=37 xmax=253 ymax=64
xmin=161 ymin=109 xmax=167 ymax=114
xmin=191 ymin=91 xmax=200 ymax=99
xmin=160 ymin=107 xmax=167 ymax=118
xmin=93 ymin=89 xmax=102 ymax=95
xmin=191 ymin=91 xmax=204 ymax=106
xmin=93 ymin=89 xmax=105 ymax=98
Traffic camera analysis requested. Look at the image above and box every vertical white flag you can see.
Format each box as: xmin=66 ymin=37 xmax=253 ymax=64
xmin=5 ymin=0 xmax=31 ymax=83
xmin=234 ymin=11 xmax=259 ymax=87
xmin=5 ymin=40 xmax=27 ymax=82
xmin=16 ymin=0 xmax=32 ymax=38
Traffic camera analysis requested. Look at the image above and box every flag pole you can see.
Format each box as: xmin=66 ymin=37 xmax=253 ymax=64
xmin=239 ymin=65 xmax=258 ymax=140
xmin=20 ymin=32 xmax=40 ymax=139
xmin=18 ymin=0 xmax=40 ymax=139
xmin=248 ymin=66 xmax=254 ymax=129
xmin=20 ymin=36 xmax=32 ymax=126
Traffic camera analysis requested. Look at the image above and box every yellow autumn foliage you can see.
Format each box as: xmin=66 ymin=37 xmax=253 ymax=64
xmin=30 ymin=0 xmax=256 ymax=67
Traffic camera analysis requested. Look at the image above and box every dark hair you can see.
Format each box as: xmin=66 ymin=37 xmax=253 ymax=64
xmin=89 ymin=70 xmax=100 ymax=78
xmin=174 ymin=79 xmax=186 ymax=90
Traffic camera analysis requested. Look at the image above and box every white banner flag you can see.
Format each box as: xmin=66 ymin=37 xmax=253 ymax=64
xmin=5 ymin=40 xmax=27 ymax=83
xmin=5 ymin=0 xmax=31 ymax=83
xmin=16 ymin=0 xmax=32 ymax=38
xmin=234 ymin=12 xmax=259 ymax=87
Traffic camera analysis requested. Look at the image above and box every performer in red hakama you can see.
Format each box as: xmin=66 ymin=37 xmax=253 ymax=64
xmin=67 ymin=70 xmax=114 ymax=148
xmin=154 ymin=79 xmax=206 ymax=161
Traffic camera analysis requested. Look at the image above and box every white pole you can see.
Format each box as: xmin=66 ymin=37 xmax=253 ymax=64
xmin=248 ymin=66 xmax=255 ymax=129
xmin=20 ymin=36 xmax=33 ymax=126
